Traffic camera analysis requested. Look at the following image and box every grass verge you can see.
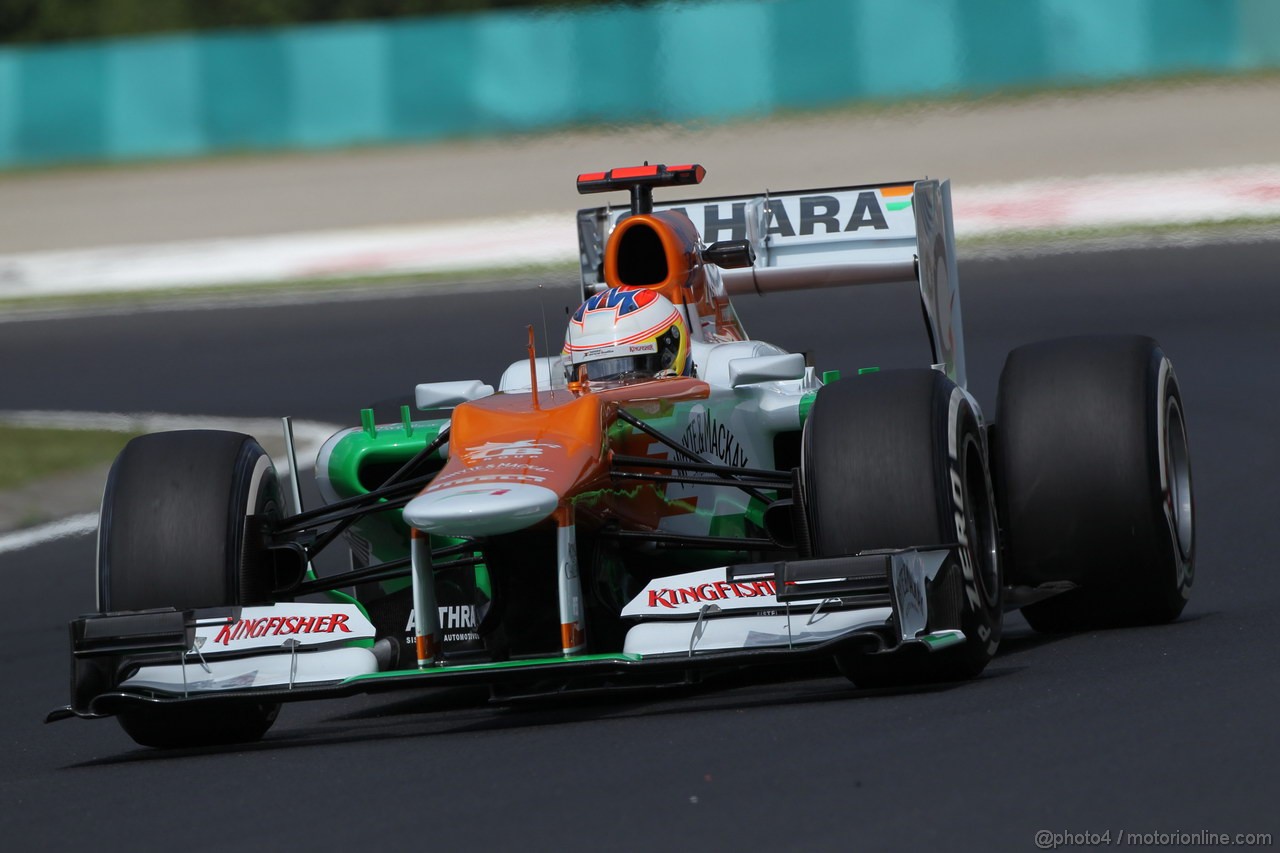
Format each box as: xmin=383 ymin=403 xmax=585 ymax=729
xmin=0 ymin=425 xmax=137 ymax=491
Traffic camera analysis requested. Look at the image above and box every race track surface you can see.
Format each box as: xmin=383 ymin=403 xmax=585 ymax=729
xmin=2 ymin=240 xmax=1277 ymax=850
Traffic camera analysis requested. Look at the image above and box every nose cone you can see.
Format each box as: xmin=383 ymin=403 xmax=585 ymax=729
xmin=402 ymin=482 xmax=559 ymax=537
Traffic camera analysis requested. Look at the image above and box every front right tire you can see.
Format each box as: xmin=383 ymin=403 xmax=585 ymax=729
xmin=98 ymin=430 xmax=283 ymax=748
xmin=802 ymin=369 xmax=1002 ymax=687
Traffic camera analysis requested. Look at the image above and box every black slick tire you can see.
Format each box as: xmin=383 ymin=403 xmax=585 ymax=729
xmin=97 ymin=430 xmax=283 ymax=748
xmin=994 ymin=335 xmax=1194 ymax=632
xmin=803 ymin=369 xmax=1002 ymax=687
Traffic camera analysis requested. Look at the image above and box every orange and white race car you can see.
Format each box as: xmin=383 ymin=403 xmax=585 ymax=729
xmin=52 ymin=164 xmax=1194 ymax=748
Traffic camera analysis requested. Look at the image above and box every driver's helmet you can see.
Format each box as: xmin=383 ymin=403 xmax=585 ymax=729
xmin=564 ymin=286 xmax=690 ymax=385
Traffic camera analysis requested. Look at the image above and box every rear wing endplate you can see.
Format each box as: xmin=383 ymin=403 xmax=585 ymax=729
xmin=576 ymin=179 xmax=966 ymax=388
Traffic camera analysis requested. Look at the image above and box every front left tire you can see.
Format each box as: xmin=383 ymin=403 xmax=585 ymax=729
xmin=994 ymin=335 xmax=1194 ymax=631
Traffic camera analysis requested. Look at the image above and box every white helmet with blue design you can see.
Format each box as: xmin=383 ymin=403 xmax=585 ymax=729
xmin=564 ymin=287 xmax=690 ymax=385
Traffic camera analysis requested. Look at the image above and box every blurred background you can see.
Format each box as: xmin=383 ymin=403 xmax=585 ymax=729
xmin=1 ymin=0 xmax=1278 ymax=267
xmin=3 ymin=0 xmax=1279 ymax=168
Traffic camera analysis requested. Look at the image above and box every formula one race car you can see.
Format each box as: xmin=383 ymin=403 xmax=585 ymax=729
xmin=50 ymin=164 xmax=1195 ymax=748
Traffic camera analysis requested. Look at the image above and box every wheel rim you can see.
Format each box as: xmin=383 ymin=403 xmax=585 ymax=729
xmin=964 ymin=435 xmax=1000 ymax=608
xmin=1164 ymin=395 xmax=1193 ymax=563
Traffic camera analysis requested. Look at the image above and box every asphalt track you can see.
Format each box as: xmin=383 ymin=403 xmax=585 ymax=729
xmin=2 ymin=239 xmax=1278 ymax=851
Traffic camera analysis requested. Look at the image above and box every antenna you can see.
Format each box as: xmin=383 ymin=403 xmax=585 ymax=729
xmin=526 ymin=325 xmax=540 ymax=409
xmin=537 ymin=283 xmax=552 ymax=378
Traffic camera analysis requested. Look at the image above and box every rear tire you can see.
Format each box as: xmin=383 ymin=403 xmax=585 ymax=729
xmin=98 ymin=430 xmax=283 ymax=747
xmin=802 ymin=370 xmax=1002 ymax=688
xmin=994 ymin=336 xmax=1194 ymax=632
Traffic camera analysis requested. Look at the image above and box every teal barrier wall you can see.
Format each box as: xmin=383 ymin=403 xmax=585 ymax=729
xmin=2 ymin=0 xmax=1279 ymax=169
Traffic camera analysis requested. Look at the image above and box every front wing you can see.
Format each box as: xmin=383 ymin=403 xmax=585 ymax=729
xmin=51 ymin=547 xmax=965 ymax=721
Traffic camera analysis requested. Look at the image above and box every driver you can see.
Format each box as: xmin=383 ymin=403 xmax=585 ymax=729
xmin=563 ymin=286 xmax=691 ymax=386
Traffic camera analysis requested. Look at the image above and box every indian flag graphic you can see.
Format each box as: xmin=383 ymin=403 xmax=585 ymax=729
xmin=881 ymin=184 xmax=914 ymax=212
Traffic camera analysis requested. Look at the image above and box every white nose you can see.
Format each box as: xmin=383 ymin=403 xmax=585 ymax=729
xmin=402 ymin=482 xmax=560 ymax=537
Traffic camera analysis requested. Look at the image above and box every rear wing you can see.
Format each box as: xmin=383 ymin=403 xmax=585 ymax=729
xmin=576 ymin=179 xmax=967 ymax=388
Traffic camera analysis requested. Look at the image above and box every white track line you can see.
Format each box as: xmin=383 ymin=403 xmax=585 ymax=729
xmin=1 ymin=163 xmax=1278 ymax=300
xmin=0 ymin=214 xmax=570 ymax=300
xmin=0 ymin=412 xmax=343 ymax=554
xmin=0 ymin=512 xmax=98 ymax=556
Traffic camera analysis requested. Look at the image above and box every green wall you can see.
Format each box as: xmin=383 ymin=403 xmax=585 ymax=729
xmin=2 ymin=0 xmax=1278 ymax=168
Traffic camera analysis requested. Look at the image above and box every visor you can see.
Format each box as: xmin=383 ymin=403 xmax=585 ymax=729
xmin=582 ymin=354 xmax=669 ymax=382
